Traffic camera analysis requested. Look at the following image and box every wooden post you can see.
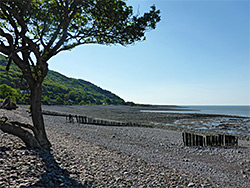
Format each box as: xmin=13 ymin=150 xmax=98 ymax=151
xmin=225 ymin=135 xmax=238 ymax=146
xmin=79 ymin=116 xmax=82 ymax=124
xmin=182 ymin=133 xmax=186 ymax=146
xmin=218 ymin=135 xmax=224 ymax=146
xmin=82 ymin=116 xmax=86 ymax=124
xmin=206 ymin=136 xmax=211 ymax=146
xmin=186 ymin=133 xmax=191 ymax=146
xmin=191 ymin=134 xmax=194 ymax=146
xmin=198 ymin=135 xmax=204 ymax=146
xmin=88 ymin=118 xmax=92 ymax=124
xmin=75 ymin=115 xmax=79 ymax=123
xmin=225 ymin=135 xmax=230 ymax=146
xmin=68 ymin=114 xmax=74 ymax=123
xmin=211 ymin=136 xmax=215 ymax=146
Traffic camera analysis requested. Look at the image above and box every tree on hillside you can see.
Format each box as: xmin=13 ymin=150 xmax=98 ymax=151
xmin=0 ymin=84 xmax=19 ymax=100
xmin=0 ymin=0 xmax=160 ymax=149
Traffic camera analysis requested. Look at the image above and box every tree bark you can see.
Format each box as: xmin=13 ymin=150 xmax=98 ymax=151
xmin=30 ymin=83 xmax=52 ymax=149
xmin=0 ymin=82 xmax=52 ymax=149
xmin=0 ymin=117 xmax=42 ymax=148
xmin=0 ymin=71 xmax=52 ymax=149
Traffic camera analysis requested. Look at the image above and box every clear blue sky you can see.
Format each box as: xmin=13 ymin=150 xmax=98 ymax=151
xmin=49 ymin=0 xmax=250 ymax=105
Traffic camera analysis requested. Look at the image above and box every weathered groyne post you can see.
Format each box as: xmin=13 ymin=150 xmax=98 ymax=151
xmin=183 ymin=132 xmax=238 ymax=147
xmin=74 ymin=115 xmax=88 ymax=124
xmin=225 ymin=135 xmax=238 ymax=146
xmin=66 ymin=114 xmax=74 ymax=123
xmin=182 ymin=133 xmax=205 ymax=146
xmin=63 ymin=111 xmax=142 ymax=127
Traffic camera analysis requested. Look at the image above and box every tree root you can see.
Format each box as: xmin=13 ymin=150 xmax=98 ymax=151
xmin=0 ymin=116 xmax=42 ymax=149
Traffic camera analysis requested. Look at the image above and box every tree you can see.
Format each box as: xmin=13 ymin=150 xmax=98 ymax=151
xmin=0 ymin=84 xmax=19 ymax=100
xmin=55 ymin=96 xmax=64 ymax=105
xmin=0 ymin=0 xmax=160 ymax=149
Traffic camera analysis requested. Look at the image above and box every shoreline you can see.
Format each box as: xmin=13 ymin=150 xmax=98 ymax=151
xmin=1 ymin=106 xmax=250 ymax=187
xmin=41 ymin=105 xmax=250 ymax=140
xmin=41 ymin=104 xmax=250 ymax=117
xmin=139 ymin=104 xmax=250 ymax=118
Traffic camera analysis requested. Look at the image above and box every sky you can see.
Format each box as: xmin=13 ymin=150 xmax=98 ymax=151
xmin=49 ymin=0 xmax=250 ymax=105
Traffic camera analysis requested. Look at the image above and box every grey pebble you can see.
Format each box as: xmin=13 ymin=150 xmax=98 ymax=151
xmin=1 ymin=106 xmax=250 ymax=187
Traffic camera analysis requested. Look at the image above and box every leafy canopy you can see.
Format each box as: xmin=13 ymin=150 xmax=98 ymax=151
xmin=0 ymin=0 xmax=160 ymax=150
xmin=0 ymin=0 xmax=161 ymax=64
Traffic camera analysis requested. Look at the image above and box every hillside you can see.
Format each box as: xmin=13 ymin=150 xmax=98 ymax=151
xmin=0 ymin=54 xmax=127 ymax=105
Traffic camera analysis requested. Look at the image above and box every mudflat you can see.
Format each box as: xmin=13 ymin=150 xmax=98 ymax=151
xmin=43 ymin=105 xmax=250 ymax=139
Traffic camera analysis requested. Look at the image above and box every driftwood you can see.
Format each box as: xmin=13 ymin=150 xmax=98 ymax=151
xmin=0 ymin=117 xmax=41 ymax=149
xmin=0 ymin=97 xmax=18 ymax=110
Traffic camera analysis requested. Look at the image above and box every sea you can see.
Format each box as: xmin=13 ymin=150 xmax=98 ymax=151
xmin=141 ymin=105 xmax=250 ymax=117
xmin=141 ymin=105 xmax=250 ymax=135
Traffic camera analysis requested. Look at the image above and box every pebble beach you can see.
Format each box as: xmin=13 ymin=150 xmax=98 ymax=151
xmin=1 ymin=105 xmax=250 ymax=187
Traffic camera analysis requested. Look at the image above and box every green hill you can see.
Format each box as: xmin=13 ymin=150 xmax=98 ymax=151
xmin=0 ymin=54 xmax=127 ymax=105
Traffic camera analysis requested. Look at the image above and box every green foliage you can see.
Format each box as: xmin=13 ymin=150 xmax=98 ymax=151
xmin=0 ymin=1 xmax=160 ymax=106
xmin=0 ymin=56 xmax=126 ymax=105
xmin=0 ymin=1 xmax=160 ymax=63
xmin=0 ymin=1 xmax=156 ymax=149
xmin=0 ymin=84 xmax=20 ymax=102
xmin=0 ymin=55 xmax=23 ymax=88
xmin=28 ymin=105 xmax=31 ymax=112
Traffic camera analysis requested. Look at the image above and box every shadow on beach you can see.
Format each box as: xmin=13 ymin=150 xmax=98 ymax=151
xmin=29 ymin=148 xmax=91 ymax=188
xmin=0 ymin=141 xmax=92 ymax=187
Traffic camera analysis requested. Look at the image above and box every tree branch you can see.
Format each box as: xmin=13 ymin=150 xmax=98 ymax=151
xmin=0 ymin=28 xmax=13 ymax=46
xmin=9 ymin=120 xmax=37 ymax=133
xmin=0 ymin=3 xmax=19 ymax=38
xmin=0 ymin=117 xmax=41 ymax=149
xmin=0 ymin=42 xmax=10 ymax=56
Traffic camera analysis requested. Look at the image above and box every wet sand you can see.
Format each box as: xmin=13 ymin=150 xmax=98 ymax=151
xmin=42 ymin=105 xmax=250 ymax=140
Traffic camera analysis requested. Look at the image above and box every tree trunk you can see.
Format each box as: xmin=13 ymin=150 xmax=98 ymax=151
xmin=0 ymin=77 xmax=51 ymax=150
xmin=0 ymin=118 xmax=42 ymax=148
xmin=30 ymin=83 xmax=52 ymax=149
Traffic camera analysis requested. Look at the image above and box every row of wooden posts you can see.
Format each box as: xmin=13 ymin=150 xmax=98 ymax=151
xmin=182 ymin=132 xmax=238 ymax=147
xmin=43 ymin=111 xmax=239 ymax=147
xmin=66 ymin=114 xmax=138 ymax=127
xmin=68 ymin=115 xmax=239 ymax=147
xmin=43 ymin=110 xmax=139 ymax=126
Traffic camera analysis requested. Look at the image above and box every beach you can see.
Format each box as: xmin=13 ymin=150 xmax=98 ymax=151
xmin=1 ymin=105 xmax=250 ymax=187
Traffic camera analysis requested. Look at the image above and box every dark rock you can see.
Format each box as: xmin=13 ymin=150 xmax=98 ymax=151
xmin=49 ymin=181 xmax=55 ymax=187
xmin=0 ymin=146 xmax=9 ymax=152
xmin=0 ymin=97 xmax=18 ymax=110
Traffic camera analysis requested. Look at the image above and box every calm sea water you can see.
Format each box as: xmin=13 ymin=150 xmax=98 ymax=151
xmin=142 ymin=105 xmax=250 ymax=117
xmin=184 ymin=105 xmax=250 ymax=117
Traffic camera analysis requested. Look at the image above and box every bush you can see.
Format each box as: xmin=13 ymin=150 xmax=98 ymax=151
xmin=0 ymin=84 xmax=20 ymax=102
